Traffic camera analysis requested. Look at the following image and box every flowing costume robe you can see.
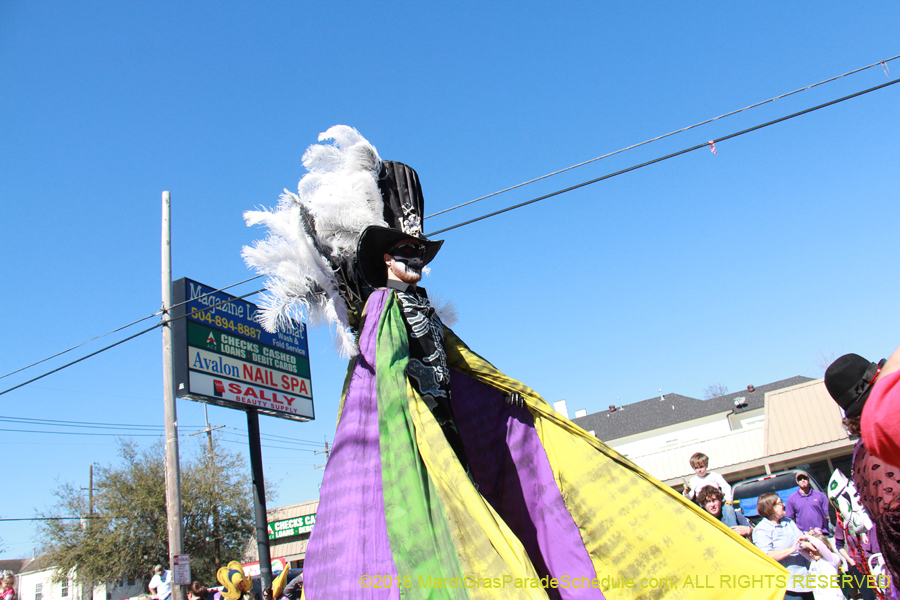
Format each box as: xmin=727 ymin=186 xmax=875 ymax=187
xmin=302 ymin=289 xmax=786 ymax=599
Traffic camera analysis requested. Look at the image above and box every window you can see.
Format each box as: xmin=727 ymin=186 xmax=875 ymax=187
xmin=61 ymin=580 xmax=69 ymax=598
xmin=35 ymin=583 xmax=43 ymax=600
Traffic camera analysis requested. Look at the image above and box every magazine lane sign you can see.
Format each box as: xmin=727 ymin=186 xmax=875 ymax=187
xmin=172 ymin=278 xmax=314 ymax=421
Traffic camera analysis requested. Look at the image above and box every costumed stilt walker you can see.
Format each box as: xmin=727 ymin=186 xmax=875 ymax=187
xmin=243 ymin=126 xmax=787 ymax=600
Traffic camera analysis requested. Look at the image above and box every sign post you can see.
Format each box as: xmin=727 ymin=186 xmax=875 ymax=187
xmin=170 ymin=277 xmax=314 ymax=593
xmin=247 ymin=409 xmax=272 ymax=593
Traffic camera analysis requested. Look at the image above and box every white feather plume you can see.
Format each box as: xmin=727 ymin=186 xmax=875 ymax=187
xmin=242 ymin=125 xmax=387 ymax=357
xmin=430 ymin=296 xmax=459 ymax=327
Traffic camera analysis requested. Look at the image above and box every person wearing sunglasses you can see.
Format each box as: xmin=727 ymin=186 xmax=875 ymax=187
xmin=753 ymin=493 xmax=816 ymax=599
xmin=784 ymin=473 xmax=830 ymax=534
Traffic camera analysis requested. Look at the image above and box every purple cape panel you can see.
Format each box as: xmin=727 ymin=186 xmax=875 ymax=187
xmin=450 ymin=370 xmax=601 ymax=600
xmin=303 ymin=289 xmax=399 ymax=599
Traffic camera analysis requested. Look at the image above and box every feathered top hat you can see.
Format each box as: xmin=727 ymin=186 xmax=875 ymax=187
xmin=356 ymin=161 xmax=443 ymax=289
xmin=243 ymin=126 xmax=442 ymax=358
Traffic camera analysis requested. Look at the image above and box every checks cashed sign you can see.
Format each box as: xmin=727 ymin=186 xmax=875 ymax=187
xmin=172 ymin=278 xmax=314 ymax=421
xmin=267 ymin=513 xmax=317 ymax=540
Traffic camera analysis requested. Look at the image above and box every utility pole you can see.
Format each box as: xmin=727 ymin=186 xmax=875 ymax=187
xmin=161 ymin=191 xmax=186 ymax=600
xmin=80 ymin=465 xmax=98 ymax=600
xmin=79 ymin=464 xmax=96 ymax=516
xmin=313 ymin=440 xmax=330 ymax=470
xmin=186 ymin=405 xmax=225 ymax=460
xmin=188 ymin=405 xmax=225 ymax=567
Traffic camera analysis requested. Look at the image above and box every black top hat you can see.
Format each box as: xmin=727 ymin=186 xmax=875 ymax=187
xmin=824 ymin=353 xmax=884 ymax=418
xmin=357 ymin=161 xmax=443 ymax=288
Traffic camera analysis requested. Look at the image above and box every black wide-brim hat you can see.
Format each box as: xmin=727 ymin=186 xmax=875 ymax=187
xmin=357 ymin=226 xmax=443 ymax=288
xmin=824 ymin=353 xmax=884 ymax=419
xmin=357 ymin=161 xmax=443 ymax=289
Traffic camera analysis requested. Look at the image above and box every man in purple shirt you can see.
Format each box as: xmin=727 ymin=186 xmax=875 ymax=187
xmin=785 ymin=472 xmax=831 ymax=533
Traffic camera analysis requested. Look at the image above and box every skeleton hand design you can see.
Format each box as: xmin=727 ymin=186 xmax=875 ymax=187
xmin=505 ymin=392 xmax=525 ymax=408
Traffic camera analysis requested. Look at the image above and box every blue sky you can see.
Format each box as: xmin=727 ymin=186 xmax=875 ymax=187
xmin=1 ymin=1 xmax=898 ymax=562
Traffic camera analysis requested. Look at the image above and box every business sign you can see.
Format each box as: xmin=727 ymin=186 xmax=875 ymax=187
xmin=267 ymin=513 xmax=316 ymax=540
xmin=172 ymin=554 xmax=191 ymax=585
xmin=172 ymin=278 xmax=314 ymax=421
xmin=241 ymin=558 xmax=287 ymax=578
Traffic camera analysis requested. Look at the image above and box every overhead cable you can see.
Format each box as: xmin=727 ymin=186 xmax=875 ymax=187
xmin=217 ymin=436 xmax=323 ymax=453
xmin=223 ymin=426 xmax=329 ymax=448
xmin=0 ymin=517 xmax=117 ymax=521
xmin=5 ymin=66 xmax=898 ymax=398
xmin=0 ymin=427 xmax=164 ymax=437
xmin=0 ymin=310 xmax=163 ymax=381
xmin=0 ymin=274 xmax=263 ymax=382
xmin=0 ymin=323 xmax=162 ymax=397
xmin=425 ymin=53 xmax=900 ymax=220
xmin=0 ymin=288 xmax=264 ymax=397
xmin=427 ymin=77 xmax=900 ymax=237
xmin=167 ymin=274 xmax=264 ymax=314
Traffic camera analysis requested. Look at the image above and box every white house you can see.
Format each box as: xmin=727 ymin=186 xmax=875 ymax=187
xmin=569 ymin=376 xmax=854 ymax=489
xmin=8 ymin=555 xmax=144 ymax=600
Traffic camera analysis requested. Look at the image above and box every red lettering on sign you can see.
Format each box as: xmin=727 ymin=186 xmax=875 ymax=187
xmin=228 ymin=383 xmax=242 ymax=394
xmin=255 ymin=367 xmax=267 ymax=384
xmin=243 ymin=386 xmax=258 ymax=398
xmin=298 ymin=380 xmax=308 ymax=395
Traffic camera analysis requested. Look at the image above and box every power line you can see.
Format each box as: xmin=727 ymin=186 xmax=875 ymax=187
xmin=0 ymin=275 xmax=264 ymax=382
xmin=425 ymin=53 xmax=900 ymax=220
xmin=0 ymin=517 xmax=117 ymax=522
xmin=0 ymin=288 xmax=264 ymax=398
xmin=166 ymin=288 xmax=265 ymax=326
xmin=0 ymin=323 xmax=161 ymax=397
xmin=0 ymin=415 xmax=327 ymax=451
xmin=217 ymin=436 xmax=323 ymax=452
xmin=0 ymin=427 xmax=164 ymax=437
xmin=0 ymin=311 xmax=163 ymax=381
xmin=4 ymin=67 xmax=898 ymax=399
xmin=427 ymin=77 xmax=900 ymax=237
xmin=222 ymin=426 xmax=330 ymax=448
xmin=0 ymin=420 xmax=165 ymax=433
xmin=0 ymin=414 xmax=207 ymax=431
xmin=0 ymin=416 xmax=169 ymax=430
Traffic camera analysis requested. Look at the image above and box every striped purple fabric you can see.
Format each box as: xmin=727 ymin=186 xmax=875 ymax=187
xmin=451 ymin=370 xmax=602 ymax=600
xmin=302 ymin=289 xmax=399 ymax=599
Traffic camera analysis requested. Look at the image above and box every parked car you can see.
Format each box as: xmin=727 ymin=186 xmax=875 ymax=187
xmin=731 ymin=468 xmax=830 ymax=526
